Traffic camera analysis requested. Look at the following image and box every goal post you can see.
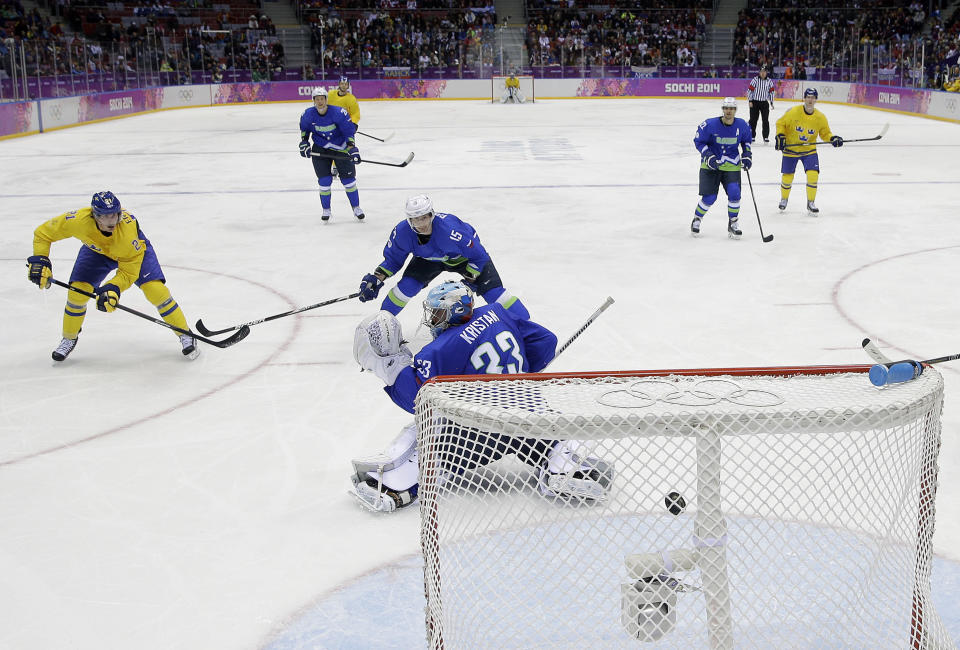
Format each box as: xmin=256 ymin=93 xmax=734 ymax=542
xmin=491 ymin=75 xmax=535 ymax=103
xmin=416 ymin=365 xmax=953 ymax=649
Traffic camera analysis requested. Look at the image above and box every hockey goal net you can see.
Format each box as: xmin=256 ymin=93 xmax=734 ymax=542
xmin=416 ymin=365 xmax=953 ymax=649
xmin=491 ymin=75 xmax=535 ymax=103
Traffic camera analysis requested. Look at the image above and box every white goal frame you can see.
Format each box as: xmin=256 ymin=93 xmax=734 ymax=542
xmin=416 ymin=364 xmax=952 ymax=650
xmin=491 ymin=74 xmax=535 ymax=103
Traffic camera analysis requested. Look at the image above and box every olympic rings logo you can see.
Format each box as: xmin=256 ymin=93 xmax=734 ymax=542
xmin=821 ymin=86 xmax=833 ymax=97
xmin=945 ymin=98 xmax=957 ymax=113
xmin=178 ymin=89 xmax=194 ymax=100
xmin=50 ymin=104 xmax=62 ymax=119
xmin=598 ymin=379 xmax=785 ymax=409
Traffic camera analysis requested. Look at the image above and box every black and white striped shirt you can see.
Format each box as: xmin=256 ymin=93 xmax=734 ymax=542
xmin=747 ymin=76 xmax=776 ymax=102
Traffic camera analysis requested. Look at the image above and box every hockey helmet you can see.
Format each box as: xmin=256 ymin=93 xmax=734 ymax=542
xmin=311 ymin=86 xmax=328 ymax=98
xmin=339 ymin=75 xmax=350 ymax=88
xmin=721 ymin=97 xmax=737 ymax=109
xmin=91 ymin=191 xmax=121 ymax=217
xmin=422 ymin=281 xmax=474 ymax=338
xmin=803 ymin=87 xmax=818 ymax=98
xmin=405 ymin=194 xmax=435 ymax=234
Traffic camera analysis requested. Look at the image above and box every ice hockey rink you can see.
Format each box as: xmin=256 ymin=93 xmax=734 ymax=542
xmin=1 ymin=94 xmax=959 ymax=649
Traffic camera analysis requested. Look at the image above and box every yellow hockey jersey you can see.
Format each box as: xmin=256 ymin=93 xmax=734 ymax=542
xmin=505 ymin=76 xmax=520 ymax=89
xmin=775 ymin=105 xmax=834 ymax=157
xmin=327 ymin=90 xmax=360 ymax=124
xmin=33 ymin=207 xmax=146 ymax=292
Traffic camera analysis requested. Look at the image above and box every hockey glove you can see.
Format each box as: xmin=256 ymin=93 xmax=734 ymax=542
xmin=703 ymin=154 xmax=720 ymax=170
xmin=95 ymin=283 xmax=120 ymax=313
xmin=774 ymin=133 xmax=786 ymax=151
xmin=26 ymin=255 xmax=52 ymax=289
xmin=298 ymin=140 xmax=312 ymax=158
xmin=830 ymin=135 xmax=844 ymax=148
xmin=358 ymin=273 xmax=384 ymax=302
xmin=741 ymin=153 xmax=753 ymax=170
xmin=348 ymin=145 xmax=361 ymax=164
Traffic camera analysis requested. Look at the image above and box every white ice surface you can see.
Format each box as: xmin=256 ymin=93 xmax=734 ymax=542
xmin=0 ymin=97 xmax=958 ymax=649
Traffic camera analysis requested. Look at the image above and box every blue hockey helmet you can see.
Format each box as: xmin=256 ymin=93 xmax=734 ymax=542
xmin=423 ymin=281 xmax=474 ymax=338
xmin=803 ymin=87 xmax=818 ymax=98
xmin=339 ymin=75 xmax=350 ymax=85
xmin=91 ymin=191 xmax=121 ymax=217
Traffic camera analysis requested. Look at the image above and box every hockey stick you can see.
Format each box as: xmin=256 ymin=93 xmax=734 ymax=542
xmin=357 ymin=130 xmax=394 ymax=143
xmin=195 ymin=291 xmax=361 ymax=336
xmin=50 ymin=279 xmax=249 ymax=348
xmin=545 ymin=296 xmax=615 ymax=368
xmin=861 ymin=337 xmax=893 ymax=364
xmin=743 ymin=167 xmax=774 ymax=243
xmin=783 ymin=123 xmax=889 ymax=154
xmin=862 ymin=337 xmax=960 ymax=386
xmin=311 ymin=150 xmax=415 ymax=168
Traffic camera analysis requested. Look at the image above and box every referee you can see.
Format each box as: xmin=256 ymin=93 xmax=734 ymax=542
xmin=747 ymin=65 xmax=776 ymax=143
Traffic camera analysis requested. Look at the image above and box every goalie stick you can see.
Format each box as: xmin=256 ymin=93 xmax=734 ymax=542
xmin=196 ymin=291 xmax=361 ymax=336
xmin=311 ymin=150 xmax=415 ymax=168
xmin=862 ymin=337 xmax=960 ymax=386
xmin=784 ymin=123 xmax=889 ymax=154
xmin=50 ymin=279 xmax=249 ymax=348
xmin=545 ymin=296 xmax=615 ymax=369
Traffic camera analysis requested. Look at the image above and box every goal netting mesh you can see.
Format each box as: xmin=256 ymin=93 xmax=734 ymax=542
xmin=416 ymin=365 xmax=954 ymax=649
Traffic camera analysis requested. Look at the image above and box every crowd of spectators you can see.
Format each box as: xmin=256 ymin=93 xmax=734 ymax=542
xmin=525 ymin=6 xmax=708 ymax=69
xmin=733 ymin=0 xmax=960 ymax=90
xmin=303 ymin=6 xmax=497 ymax=71
xmin=1 ymin=0 xmax=958 ymax=94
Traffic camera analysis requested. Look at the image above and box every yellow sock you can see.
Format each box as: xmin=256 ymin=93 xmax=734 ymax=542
xmin=62 ymin=282 xmax=93 ymax=339
xmin=780 ymin=173 xmax=794 ymax=200
xmin=141 ymin=281 xmax=188 ymax=334
xmin=806 ymin=170 xmax=819 ymax=202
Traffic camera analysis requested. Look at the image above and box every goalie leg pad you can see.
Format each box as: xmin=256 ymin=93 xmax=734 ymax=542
xmin=539 ymin=441 xmax=614 ymax=501
xmin=350 ymin=423 xmax=420 ymax=512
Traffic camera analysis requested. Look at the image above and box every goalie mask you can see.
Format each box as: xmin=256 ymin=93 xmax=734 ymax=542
xmin=423 ymin=281 xmax=474 ymax=338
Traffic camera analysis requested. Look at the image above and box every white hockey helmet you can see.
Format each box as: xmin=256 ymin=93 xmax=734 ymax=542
xmin=422 ymin=281 xmax=474 ymax=338
xmin=405 ymin=194 xmax=434 ymax=219
xmin=311 ymin=86 xmax=327 ymax=98
xmin=721 ymin=97 xmax=737 ymax=109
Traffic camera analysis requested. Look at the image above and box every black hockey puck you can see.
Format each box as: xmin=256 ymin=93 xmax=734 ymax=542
xmin=665 ymin=491 xmax=686 ymax=516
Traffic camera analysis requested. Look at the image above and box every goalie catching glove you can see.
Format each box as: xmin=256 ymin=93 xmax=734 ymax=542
xmin=26 ymin=255 xmax=52 ymax=289
xmin=353 ymin=311 xmax=412 ymax=385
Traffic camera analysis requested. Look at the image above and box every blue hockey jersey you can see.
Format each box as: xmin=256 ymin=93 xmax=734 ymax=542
xmin=376 ymin=213 xmax=491 ymax=278
xmin=299 ymin=105 xmax=357 ymax=151
xmin=385 ymin=303 xmax=558 ymax=413
xmin=694 ymin=117 xmax=752 ymax=171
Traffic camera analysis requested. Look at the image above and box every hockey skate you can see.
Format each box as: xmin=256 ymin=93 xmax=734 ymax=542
xmin=52 ymin=336 xmax=78 ymax=362
xmin=351 ymin=475 xmax=417 ymax=513
xmin=728 ymin=219 xmax=742 ymax=239
xmin=353 ymin=206 xmax=365 ymax=221
xmin=538 ymin=457 xmax=614 ymax=502
xmin=690 ymin=217 xmax=701 ymax=237
xmin=180 ymin=333 xmax=200 ymax=360
xmin=806 ymin=200 xmax=819 ymax=216
xmin=321 ymin=208 xmax=331 ymax=222
xmin=778 ymin=198 xmax=788 ymax=211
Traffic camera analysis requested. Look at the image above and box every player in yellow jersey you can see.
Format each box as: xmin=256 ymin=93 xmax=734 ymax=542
xmin=500 ymin=74 xmax=527 ymax=103
xmin=327 ymin=76 xmax=360 ymax=178
xmin=26 ymin=191 xmax=199 ymax=362
xmin=774 ymin=88 xmax=843 ymax=215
